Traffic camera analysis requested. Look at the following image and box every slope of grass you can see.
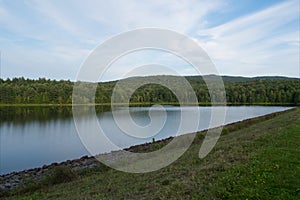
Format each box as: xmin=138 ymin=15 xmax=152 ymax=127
xmin=3 ymin=108 xmax=300 ymax=199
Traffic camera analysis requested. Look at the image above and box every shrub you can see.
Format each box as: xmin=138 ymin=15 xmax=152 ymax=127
xmin=43 ymin=166 xmax=77 ymax=185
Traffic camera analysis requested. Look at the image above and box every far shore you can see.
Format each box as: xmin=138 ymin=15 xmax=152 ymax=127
xmin=0 ymin=102 xmax=297 ymax=107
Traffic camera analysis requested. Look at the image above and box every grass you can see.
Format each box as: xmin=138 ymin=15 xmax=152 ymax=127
xmin=209 ymin=110 xmax=300 ymax=199
xmin=1 ymin=107 xmax=300 ymax=199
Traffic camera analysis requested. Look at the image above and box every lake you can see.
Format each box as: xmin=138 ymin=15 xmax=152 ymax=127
xmin=0 ymin=106 xmax=292 ymax=175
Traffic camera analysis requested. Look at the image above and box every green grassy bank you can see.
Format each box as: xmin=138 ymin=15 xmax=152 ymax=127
xmin=2 ymin=107 xmax=300 ymax=199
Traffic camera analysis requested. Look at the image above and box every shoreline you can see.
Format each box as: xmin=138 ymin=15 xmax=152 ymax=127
xmin=0 ymin=136 xmax=174 ymax=190
xmin=0 ymin=102 xmax=297 ymax=107
xmin=0 ymin=108 xmax=295 ymax=190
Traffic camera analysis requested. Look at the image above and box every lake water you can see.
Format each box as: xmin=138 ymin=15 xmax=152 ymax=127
xmin=0 ymin=106 xmax=292 ymax=175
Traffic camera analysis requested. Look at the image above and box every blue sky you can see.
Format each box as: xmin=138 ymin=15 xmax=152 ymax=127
xmin=0 ymin=0 xmax=299 ymax=80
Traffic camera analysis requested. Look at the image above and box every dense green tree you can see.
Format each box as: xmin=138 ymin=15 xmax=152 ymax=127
xmin=0 ymin=76 xmax=299 ymax=105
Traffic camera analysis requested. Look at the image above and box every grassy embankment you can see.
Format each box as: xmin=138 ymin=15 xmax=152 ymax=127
xmin=2 ymin=107 xmax=300 ymax=199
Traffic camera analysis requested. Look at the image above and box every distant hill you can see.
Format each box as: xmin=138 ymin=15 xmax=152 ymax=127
xmin=185 ymin=75 xmax=299 ymax=83
xmin=121 ymin=75 xmax=299 ymax=84
xmin=1 ymin=75 xmax=299 ymax=105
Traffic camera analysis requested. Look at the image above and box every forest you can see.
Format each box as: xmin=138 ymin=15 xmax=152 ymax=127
xmin=0 ymin=75 xmax=299 ymax=105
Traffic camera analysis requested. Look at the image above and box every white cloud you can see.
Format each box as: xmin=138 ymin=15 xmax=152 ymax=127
xmin=0 ymin=0 xmax=225 ymax=80
xmin=0 ymin=0 xmax=299 ymax=79
xmin=77 ymin=0 xmax=224 ymax=33
xmin=197 ymin=0 xmax=300 ymax=77
xmin=101 ymin=49 xmax=195 ymax=81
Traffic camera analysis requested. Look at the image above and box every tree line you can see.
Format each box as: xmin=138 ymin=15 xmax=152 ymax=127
xmin=1 ymin=76 xmax=299 ymax=105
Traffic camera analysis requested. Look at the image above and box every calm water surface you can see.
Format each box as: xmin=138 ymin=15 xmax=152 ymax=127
xmin=0 ymin=106 xmax=292 ymax=175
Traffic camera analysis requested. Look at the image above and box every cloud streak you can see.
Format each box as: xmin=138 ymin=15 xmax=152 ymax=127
xmin=0 ymin=0 xmax=224 ymax=80
xmin=197 ymin=0 xmax=299 ymax=77
xmin=0 ymin=0 xmax=299 ymax=79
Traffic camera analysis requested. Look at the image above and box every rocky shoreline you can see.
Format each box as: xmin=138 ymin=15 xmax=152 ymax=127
xmin=0 ymin=155 xmax=101 ymax=190
xmin=0 ymin=136 xmax=174 ymax=191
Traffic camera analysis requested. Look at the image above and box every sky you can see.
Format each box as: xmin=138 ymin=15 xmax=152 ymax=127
xmin=0 ymin=0 xmax=299 ymax=81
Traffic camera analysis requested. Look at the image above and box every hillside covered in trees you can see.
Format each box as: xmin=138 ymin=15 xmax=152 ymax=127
xmin=0 ymin=75 xmax=299 ymax=105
